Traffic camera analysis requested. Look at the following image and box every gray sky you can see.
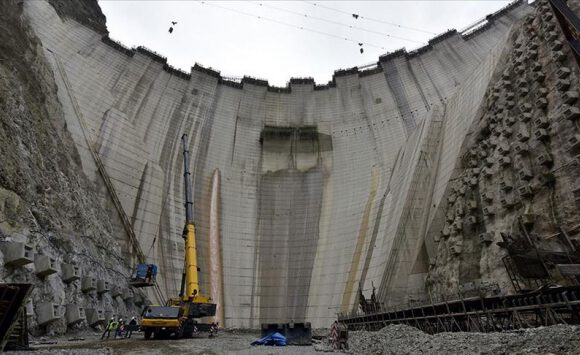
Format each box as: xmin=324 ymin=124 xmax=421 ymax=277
xmin=98 ymin=1 xmax=512 ymax=86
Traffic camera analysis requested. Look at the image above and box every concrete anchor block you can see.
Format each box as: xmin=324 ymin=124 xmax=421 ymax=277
xmin=489 ymin=137 xmax=498 ymax=148
xmin=482 ymin=167 xmax=493 ymax=178
xmin=527 ymin=41 xmax=539 ymax=50
xmin=500 ymin=177 xmax=514 ymax=191
xmin=518 ymin=167 xmax=533 ymax=181
xmin=498 ymin=143 xmax=510 ymax=155
xmin=562 ymin=105 xmax=580 ymax=121
xmin=552 ymin=50 xmax=566 ymax=62
xmin=557 ymin=67 xmax=571 ymax=79
xmin=506 ymin=101 xmax=515 ymax=109
xmin=502 ymin=69 xmax=511 ymax=79
xmin=34 ymin=255 xmax=58 ymax=278
xmin=513 ymin=142 xmax=529 ymax=155
xmin=467 ymin=200 xmax=477 ymax=210
xmin=503 ymin=127 xmax=513 ymax=138
xmin=527 ymin=50 xmax=538 ymax=60
xmin=81 ymin=277 xmax=97 ymax=293
xmin=502 ymin=80 xmax=513 ymax=89
xmin=533 ymin=128 xmax=549 ymax=141
xmin=479 ymin=232 xmax=494 ymax=245
xmin=466 ymin=215 xmax=477 ymax=225
xmin=61 ymin=263 xmax=80 ymax=283
xmin=469 ymin=177 xmax=478 ymax=187
xmin=450 ymin=243 xmax=463 ymax=255
xmin=551 ymin=40 xmax=563 ymax=51
xmin=505 ymin=116 xmax=516 ymax=126
xmin=111 ymin=286 xmax=122 ymax=298
xmin=534 ymin=116 xmax=549 ymax=129
xmin=447 ymin=194 xmax=457 ymax=204
xmin=485 ymin=157 xmax=495 ymax=167
xmin=483 ymin=191 xmax=494 ymax=202
xmin=85 ymin=308 xmax=105 ymax=326
xmin=543 ymin=22 xmax=556 ymax=32
xmin=538 ymin=87 xmax=549 ymax=97
xmin=574 ymin=188 xmax=580 ymax=201
xmin=556 ymin=79 xmax=571 ymax=92
xmin=482 ymin=206 xmax=495 ymax=217
xmin=566 ymin=134 xmax=580 ymax=153
xmin=65 ymin=304 xmax=85 ymax=325
xmin=561 ymin=91 xmax=579 ymax=105
xmin=453 ymin=218 xmax=463 ymax=232
xmin=97 ymin=280 xmax=110 ymax=294
xmin=536 ymin=98 xmax=548 ymax=110
xmin=1 ymin=242 xmax=34 ymax=267
xmin=515 ymin=65 xmax=525 ymax=74
xmin=520 ymin=103 xmax=533 ymax=113
xmin=495 ymin=104 xmax=505 ymax=114
xmin=542 ymin=11 xmax=553 ymax=21
xmin=518 ymin=185 xmax=533 ymax=198
xmin=37 ymin=303 xmax=61 ymax=325
xmin=533 ymin=72 xmax=545 ymax=83
xmin=498 ymin=156 xmax=512 ymax=167
xmin=456 ymin=205 xmax=465 ymax=217
xmin=531 ymin=62 xmax=542 ymax=72
xmin=516 ymin=129 xmax=530 ymax=142
xmin=500 ymin=193 xmax=516 ymax=209
xmin=536 ymin=152 xmax=553 ymax=166
xmin=446 ymin=212 xmax=455 ymax=222
xmin=122 ymin=288 xmax=134 ymax=301
xmin=545 ymin=31 xmax=559 ymax=42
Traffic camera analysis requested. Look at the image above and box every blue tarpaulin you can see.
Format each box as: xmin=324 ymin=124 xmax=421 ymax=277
xmin=251 ymin=332 xmax=287 ymax=346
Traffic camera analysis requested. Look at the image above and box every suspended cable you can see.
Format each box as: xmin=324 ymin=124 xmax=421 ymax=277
xmin=304 ymin=1 xmax=437 ymax=35
xmin=252 ymin=2 xmax=426 ymax=45
xmin=199 ymin=1 xmax=390 ymax=50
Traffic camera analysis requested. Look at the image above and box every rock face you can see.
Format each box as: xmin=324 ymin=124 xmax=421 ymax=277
xmin=0 ymin=0 xmax=139 ymax=336
xmin=0 ymin=0 xmax=578 ymax=335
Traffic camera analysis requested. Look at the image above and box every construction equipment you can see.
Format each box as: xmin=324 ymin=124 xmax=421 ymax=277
xmin=140 ymin=134 xmax=216 ymax=339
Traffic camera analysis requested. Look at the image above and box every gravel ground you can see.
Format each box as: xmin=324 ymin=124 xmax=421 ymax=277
xmin=6 ymin=330 xmax=339 ymax=355
xmin=347 ymin=324 xmax=580 ymax=355
xmin=7 ymin=325 xmax=580 ymax=355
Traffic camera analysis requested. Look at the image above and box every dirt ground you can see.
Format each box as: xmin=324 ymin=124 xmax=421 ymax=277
xmin=6 ymin=330 xmax=335 ymax=355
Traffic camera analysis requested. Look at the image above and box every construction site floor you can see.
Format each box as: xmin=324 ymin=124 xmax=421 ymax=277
xmin=4 ymin=330 xmax=337 ymax=355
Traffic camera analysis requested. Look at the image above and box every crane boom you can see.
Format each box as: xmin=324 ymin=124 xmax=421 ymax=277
xmin=181 ymin=134 xmax=200 ymax=300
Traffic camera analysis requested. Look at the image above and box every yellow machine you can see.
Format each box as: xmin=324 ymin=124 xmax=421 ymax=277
xmin=140 ymin=134 xmax=217 ymax=339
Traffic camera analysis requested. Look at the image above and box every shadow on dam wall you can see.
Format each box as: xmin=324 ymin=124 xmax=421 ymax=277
xmin=257 ymin=126 xmax=330 ymax=323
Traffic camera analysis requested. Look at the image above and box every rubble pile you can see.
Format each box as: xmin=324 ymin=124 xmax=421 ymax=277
xmin=348 ymin=324 xmax=580 ymax=355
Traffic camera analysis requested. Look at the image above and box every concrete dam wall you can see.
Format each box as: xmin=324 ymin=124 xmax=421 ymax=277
xmin=4 ymin=0 xmax=579 ymax=333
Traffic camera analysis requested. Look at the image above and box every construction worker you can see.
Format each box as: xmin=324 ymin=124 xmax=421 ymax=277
xmin=125 ymin=317 xmax=138 ymax=338
xmin=101 ymin=317 xmax=117 ymax=339
xmin=115 ymin=318 xmax=125 ymax=339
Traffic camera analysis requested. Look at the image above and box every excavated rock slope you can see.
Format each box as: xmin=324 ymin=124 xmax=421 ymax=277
xmin=0 ymin=0 xmax=138 ymax=335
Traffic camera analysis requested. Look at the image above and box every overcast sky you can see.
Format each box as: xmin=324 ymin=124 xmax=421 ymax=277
xmin=98 ymin=1 xmax=513 ymax=86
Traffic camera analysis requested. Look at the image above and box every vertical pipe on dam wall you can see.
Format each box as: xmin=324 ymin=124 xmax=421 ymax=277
xmin=209 ymin=168 xmax=224 ymax=326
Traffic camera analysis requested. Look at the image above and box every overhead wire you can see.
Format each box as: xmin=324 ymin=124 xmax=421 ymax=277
xmin=251 ymin=2 xmax=426 ymax=45
xmin=199 ymin=1 xmax=392 ymax=50
xmin=304 ymin=1 xmax=437 ymax=35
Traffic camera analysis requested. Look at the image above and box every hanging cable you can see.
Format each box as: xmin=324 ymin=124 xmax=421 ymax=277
xmin=199 ymin=1 xmax=390 ymax=50
xmin=252 ymin=2 xmax=426 ymax=45
xmin=304 ymin=1 xmax=437 ymax=35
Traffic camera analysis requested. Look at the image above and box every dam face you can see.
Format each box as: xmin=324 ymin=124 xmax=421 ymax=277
xmin=2 ymin=0 xmax=580 ymax=333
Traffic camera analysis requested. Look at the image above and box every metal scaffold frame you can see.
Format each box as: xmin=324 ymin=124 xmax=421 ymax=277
xmin=339 ymin=286 xmax=580 ymax=333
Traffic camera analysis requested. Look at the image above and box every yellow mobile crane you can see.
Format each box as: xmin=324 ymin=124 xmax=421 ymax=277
xmin=140 ymin=134 xmax=216 ymax=339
